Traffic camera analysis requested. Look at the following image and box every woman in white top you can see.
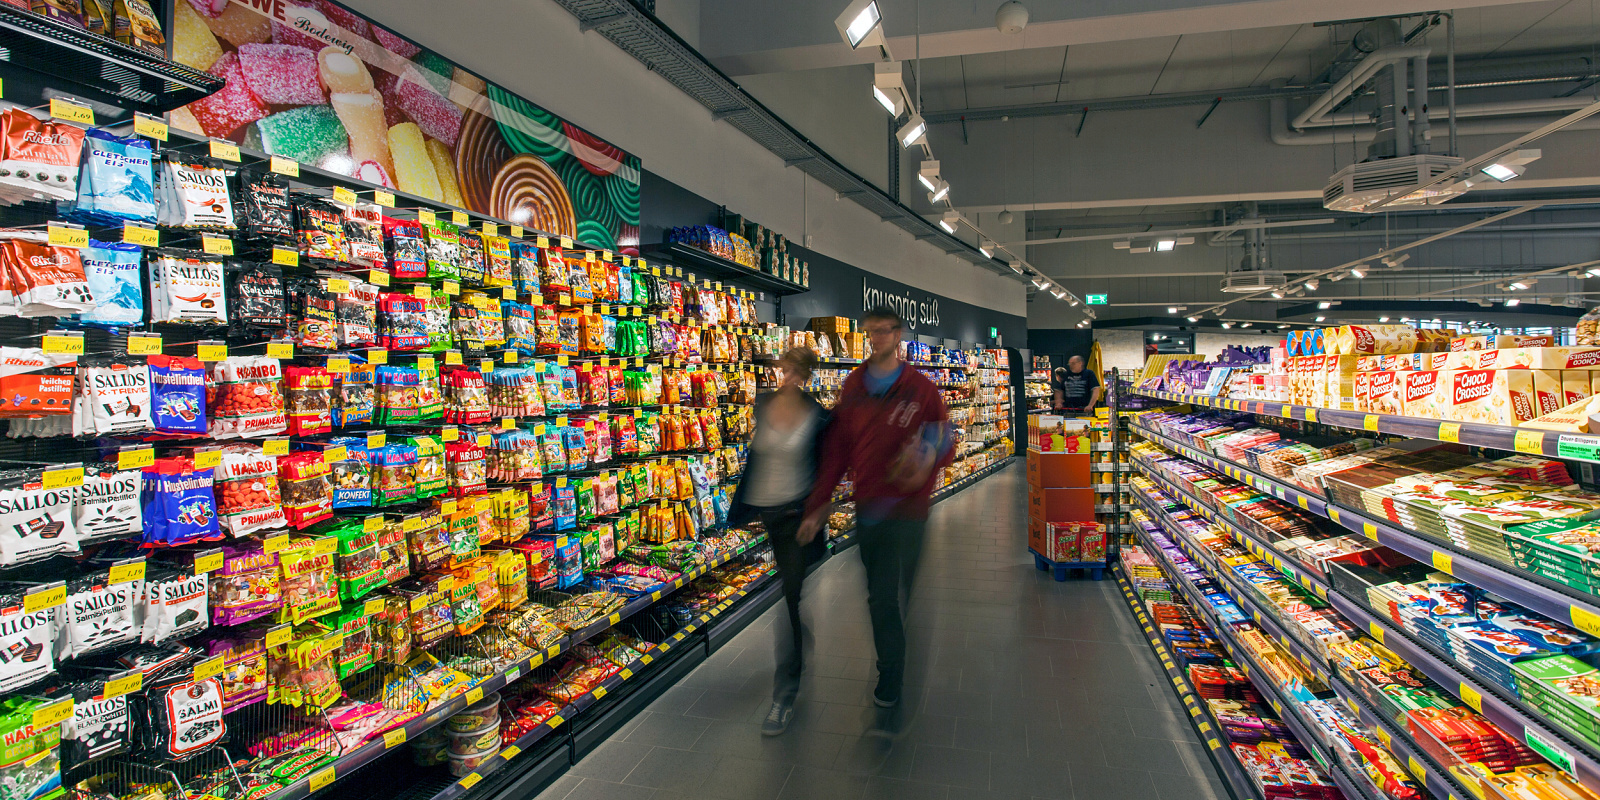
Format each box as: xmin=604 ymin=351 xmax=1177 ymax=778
xmin=729 ymin=346 xmax=830 ymax=736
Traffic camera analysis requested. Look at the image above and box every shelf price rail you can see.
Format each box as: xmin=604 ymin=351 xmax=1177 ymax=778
xmin=1134 ymin=389 xmax=1600 ymax=468
xmin=284 ymin=539 xmax=769 ymax=800
xmin=1126 ymin=520 xmax=1376 ymax=800
xmin=1328 ymin=675 xmax=1475 ymax=800
xmin=1129 ymin=432 xmax=1600 ymax=798
xmin=427 ymin=569 xmax=780 ymax=800
xmin=1112 ymin=563 xmax=1266 ymax=800
xmin=1327 ymin=589 xmax=1600 ymax=795
xmin=1128 ymin=416 xmax=1600 ymax=649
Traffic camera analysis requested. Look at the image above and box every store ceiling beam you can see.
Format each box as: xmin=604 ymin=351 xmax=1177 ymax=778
xmin=551 ymin=0 xmax=1018 ymax=278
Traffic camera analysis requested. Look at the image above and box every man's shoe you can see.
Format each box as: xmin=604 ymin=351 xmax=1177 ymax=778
xmin=866 ymin=705 xmax=903 ymax=738
xmin=761 ymin=700 xmax=794 ymax=736
xmin=872 ymin=680 xmax=900 ymax=708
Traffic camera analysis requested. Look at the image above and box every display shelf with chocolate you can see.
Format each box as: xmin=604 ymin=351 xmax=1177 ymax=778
xmin=1111 ymin=553 xmax=1272 ymax=800
xmin=1127 ymin=515 xmax=1384 ymax=800
xmin=0 ymin=4 xmax=224 ymax=113
xmin=1134 ymin=387 xmax=1600 ymax=468
xmin=1326 ymin=586 xmax=1600 ymax=798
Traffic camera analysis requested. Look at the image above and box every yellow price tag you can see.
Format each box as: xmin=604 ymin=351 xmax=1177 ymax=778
xmin=442 ymin=427 xmax=460 ymax=442
xmin=557 ymin=476 xmax=568 ymax=488
xmin=1571 ymin=605 xmax=1600 ymax=638
xmin=369 ymin=349 xmax=388 ymax=365
xmin=593 ymin=686 xmax=608 ymax=699
xmin=327 ymin=357 xmax=350 ymax=374
xmin=49 ymin=98 xmax=93 ymax=123
xmin=510 ymin=225 xmax=524 ymax=238
xmin=482 ymin=222 xmax=497 ymax=236
xmin=561 ymin=237 xmax=573 ymax=249
xmin=208 ymin=140 xmax=240 ymax=161
xmin=42 ymin=466 xmax=84 ymax=490
xmin=197 ymin=343 xmax=228 ymax=361
xmin=363 ymin=598 xmax=385 ymax=616
xmin=409 ymin=595 xmax=427 ymax=612
xmin=640 ymin=654 xmax=653 ymax=664
xmin=1459 ymin=682 xmax=1483 ymax=713
xmin=323 ymin=446 xmax=348 ymax=463
xmin=193 ymin=655 xmax=225 ymax=682
xmin=536 ymin=237 xmax=550 ymax=248
xmin=123 ymin=224 xmax=158 ymax=247
xmin=1432 ymin=551 xmax=1454 ymax=575
xmin=418 ymin=209 xmax=436 ymax=225
xmin=193 ymin=550 xmax=224 ymax=575
xmin=269 ymin=155 xmax=299 ymax=177
xmin=1363 ymin=414 xmax=1379 ymax=431
xmin=1515 ymin=429 xmax=1545 ymax=454
xmin=194 ymin=450 xmax=222 ymax=469
xmin=332 ymin=186 xmax=357 ymax=206
xmin=481 ymin=359 xmax=495 ymax=373
xmin=445 ymin=350 xmax=463 ymax=365
xmin=466 ymin=687 xmax=484 ymax=704
xmin=31 ymin=699 xmax=73 ymax=730
xmin=104 ymin=671 xmax=143 ymax=699
xmin=367 ymin=433 xmax=386 ymax=449
xmin=1438 ymin=422 xmax=1461 ymax=443
xmin=384 ymin=728 xmax=407 ymax=748
xmin=367 ymin=270 xmax=390 ymax=286
xmin=42 ymin=334 xmax=84 ymax=354
xmin=47 ymin=224 xmax=87 ymax=248
xmin=23 ymin=584 xmax=66 ymax=613
xmin=263 ymin=438 xmax=290 ymax=456
xmin=202 ymin=236 xmax=233 ymax=256
xmin=452 ymin=210 xmax=469 ymax=225
xmin=1361 ymin=522 xmax=1377 ymax=541
xmin=108 ymin=560 xmax=145 ymax=585
xmin=1367 ymin=621 xmax=1385 ymax=643
xmin=309 ymin=768 xmax=336 ymax=793
xmin=117 ymin=446 xmax=154 ymax=471
xmin=133 ymin=113 xmax=167 ymax=141
xmin=265 ymin=340 xmax=294 ymax=359
xmin=442 ymin=280 xmax=460 ymax=296
xmin=374 ymin=190 xmax=395 ymax=208
xmin=262 ymin=533 xmax=290 ymax=555
xmin=548 ymin=714 xmax=565 ymax=728
xmin=557 ymin=355 xmax=569 ymax=366
xmin=412 ymin=284 xmax=433 ymax=300
xmin=501 ymin=745 xmax=521 ymax=760
xmin=608 ymin=612 xmax=621 ymax=624
xmin=619 ymin=668 xmax=633 ymax=680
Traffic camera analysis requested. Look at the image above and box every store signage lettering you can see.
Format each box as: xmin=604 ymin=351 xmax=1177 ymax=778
xmin=862 ymin=279 xmax=940 ymax=330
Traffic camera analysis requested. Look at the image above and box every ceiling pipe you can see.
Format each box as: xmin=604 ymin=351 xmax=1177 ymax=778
xmin=1269 ymin=92 xmax=1600 ymax=145
xmin=1292 ymin=45 xmax=1431 ymax=130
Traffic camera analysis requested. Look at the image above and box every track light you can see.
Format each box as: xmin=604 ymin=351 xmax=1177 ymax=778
xmin=1240 ymin=323 xmax=1252 ymax=328
xmin=1329 ymin=273 xmax=1345 ymax=282
xmin=1478 ymin=149 xmax=1541 ymax=183
xmin=1155 ymin=240 xmax=1176 ymax=252
xmin=1315 ymin=316 xmax=1326 ymax=322
xmin=1304 ymin=280 xmax=1318 ymax=291
xmin=978 ymin=239 xmax=993 ymax=258
xmin=938 ymin=211 xmax=959 ymax=234
xmin=1112 ymin=241 xmax=1131 ymax=250
xmin=917 ymin=160 xmax=941 ymax=193
xmin=1052 ymin=290 xmax=1067 ymax=300
xmin=926 ymin=179 xmax=950 ymax=204
xmin=1505 ymin=298 xmax=1521 ymax=307
xmin=1270 ymin=291 xmax=1283 ymax=299
xmin=1350 ymin=267 xmax=1365 ymax=279
xmin=1588 ymin=268 xmax=1600 ymax=278
xmin=873 ymin=62 xmax=906 ymax=116
xmin=1382 ymin=254 xmax=1410 ymax=270
xmin=1510 ymin=281 xmax=1529 ymax=290
xmin=1068 ymin=296 xmax=1080 ymax=306
xmin=835 ymin=0 xmax=884 ymax=49
xmin=1187 ymin=316 xmax=1199 ymax=323
xmin=897 ymin=114 xmax=927 ymax=147
xmin=1277 ymin=324 xmax=1289 ymax=329
xmin=1221 ymin=322 xmax=1233 ymax=329
xmin=1379 ymin=316 xmax=1390 ymax=322
xmin=1032 ymin=279 xmax=1046 ymax=289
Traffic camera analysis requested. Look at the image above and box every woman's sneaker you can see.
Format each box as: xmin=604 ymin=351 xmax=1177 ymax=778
xmin=762 ymin=700 xmax=794 ymax=736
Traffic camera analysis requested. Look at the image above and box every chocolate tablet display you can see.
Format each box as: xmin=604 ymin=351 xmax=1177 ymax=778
xmin=1112 ymin=333 xmax=1600 ymax=800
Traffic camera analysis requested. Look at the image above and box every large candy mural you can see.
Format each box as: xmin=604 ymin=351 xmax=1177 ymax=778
xmin=169 ymin=0 xmax=642 ymax=253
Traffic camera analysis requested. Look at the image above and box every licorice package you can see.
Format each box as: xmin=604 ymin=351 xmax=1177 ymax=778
xmin=377 ymin=293 xmax=430 ymax=351
xmin=237 ymin=169 xmax=294 ymax=241
xmin=0 ymin=592 xmax=56 ymax=690
xmin=295 ymin=196 xmax=346 ymax=262
xmin=0 ymin=467 xmax=79 ymax=565
xmin=54 ymin=568 xmax=140 ymax=660
xmin=139 ymin=568 xmax=209 ymax=643
xmin=424 ymin=220 xmax=459 ymax=279
xmin=75 ymin=357 xmax=152 ymax=436
xmin=137 ymin=666 xmax=226 ymax=762
xmin=56 ymin=678 xmax=132 ymax=768
xmin=75 ymin=462 xmax=142 ymax=545
xmin=228 ymin=261 xmax=288 ymax=336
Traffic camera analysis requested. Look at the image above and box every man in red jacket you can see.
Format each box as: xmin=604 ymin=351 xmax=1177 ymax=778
xmin=800 ymin=305 xmax=953 ymax=734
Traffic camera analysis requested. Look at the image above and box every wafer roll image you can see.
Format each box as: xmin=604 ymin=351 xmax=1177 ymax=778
xmin=387 ymin=122 xmax=443 ymax=201
xmin=319 ymin=46 xmax=374 ymax=93
xmin=425 ymin=138 xmax=465 ymax=208
xmin=332 ymin=91 xmax=393 ymax=182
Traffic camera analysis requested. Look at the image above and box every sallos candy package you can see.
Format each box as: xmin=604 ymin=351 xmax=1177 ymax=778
xmin=53 ymin=568 xmax=140 ymax=660
xmin=147 ymin=355 xmax=207 ymax=435
xmin=56 ymin=678 xmax=133 ymax=768
xmin=0 ymin=467 xmax=78 ymax=565
xmin=0 ymin=592 xmax=57 ymax=690
xmin=148 ymin=251 xmax=225 ymax=324
xmin=75 ymin=462 xmax=142 ymax=545
xmin=140 ymin=457 xmax=219 ymax=547
xmin=74 ymin=358 xmax=152 ymax=436
xmin=157 ymin=156 xmax=235 ymax=230
xmin=139 ymin=568 xmax=209 ymax=643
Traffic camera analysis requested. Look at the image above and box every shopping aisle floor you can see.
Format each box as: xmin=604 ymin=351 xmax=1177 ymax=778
xmin=535 ymin=462 xmax=1229 ymax=800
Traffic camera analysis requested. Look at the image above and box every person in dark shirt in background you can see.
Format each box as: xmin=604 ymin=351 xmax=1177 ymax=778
xmin=799 ymin=305 xmax=953 ymax=736
xmin=1052 ymin=355 xmax=1102 ymax=413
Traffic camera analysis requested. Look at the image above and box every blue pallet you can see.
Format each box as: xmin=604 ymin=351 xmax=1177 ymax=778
xmin=1030 ymin=549 xmax=1108 ymax=581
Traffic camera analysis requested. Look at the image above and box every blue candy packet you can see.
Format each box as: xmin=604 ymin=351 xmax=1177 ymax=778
xmin=78 ymin=239 xmax=144 ymax=326
xmin=74 ymin=128 xmax=156 ymax=223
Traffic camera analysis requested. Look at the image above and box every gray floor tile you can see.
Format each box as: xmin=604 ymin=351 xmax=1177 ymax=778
xmin=778 ymin=765 xmax=869 ymax=800
xmin=624 ymin=712 xmax=715 ymax=747
xmin=1067 ymin=762 xmax=1162 ymax=800
xmin=699 ymin=755 xmax=795 ymax=800
xmin=621 ymin=747 xmax=721 ymax=792
xmin=570 ymin=740 xmax=655 ymax=780
xmin=564 ymin=779 xmax=646 ymax=800
xmin=684 ymin=689 xmax=770 ymax=722
xmin=909 ymin=744 xmax=991 ymax=789
xmin=862 ymin=776 xmax=951 ymax=800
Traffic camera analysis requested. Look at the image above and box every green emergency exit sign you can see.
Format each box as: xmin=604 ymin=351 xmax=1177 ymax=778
xmin=1086 ymin=294 xmax=1108 ymax=305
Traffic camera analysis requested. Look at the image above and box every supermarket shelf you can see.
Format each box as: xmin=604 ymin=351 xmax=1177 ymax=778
xmin=0 ymin=4 xmax=224 ymax=111
xmin=1128 ymin=483 xmax=1335 ymax=687
xmin=1129 ymin=524 xmax=1375 ymax=800
xmin=1133 ymin=389 xmax=1600 ymax=466
xmin=1326 ymin=590 xmax=1600 ymax=795
xmin=1328 ymin=677 xmax=1475 ymax=800
xmin=427 ymin=569 xmax=779 ymax=800
xmin=1130 ymin=418 xmax=1600 ymax=648
xmin=281 ymin=540 xmax=770 ymax=800
xmin=1129 ymin=421 xmax=1329 ymax=516
xmin=643 ymin=243 xmax=807 ymax=296
xmin=1112 ymin=564 xmax=1265 ymax=800
xmin=1129 ymin=455 xmax=1333 ymax=601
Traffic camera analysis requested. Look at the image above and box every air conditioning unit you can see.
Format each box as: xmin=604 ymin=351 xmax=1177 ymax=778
xmin=1323 ymin=154 xmax=1466 ymax=213
xmin=1220 ymin=271 xmax=1288 ymax=294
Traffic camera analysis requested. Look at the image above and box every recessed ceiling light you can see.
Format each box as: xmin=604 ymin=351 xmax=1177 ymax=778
xmin=1316 ymin=315 xmax=1326 ymax=322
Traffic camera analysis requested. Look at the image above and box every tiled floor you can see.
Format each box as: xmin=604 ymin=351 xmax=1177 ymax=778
xmin=535 ymin=462 xmax=1230 ymax=800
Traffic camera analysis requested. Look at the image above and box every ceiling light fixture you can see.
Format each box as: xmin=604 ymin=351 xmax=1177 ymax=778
xmin=1350 ymin=267 xmax=1365 ymax=279
xmin=1068 ymin=296 xmax=1081 ymax=306
xmin=917 ymin=160 xmax=941 ymax=193
xmin=1155 ymin=240 xmax=1176 ymax=252
xmin=938 ymin=211 xmax=959 ymax=234
xmin=1382 ymin=254 xmax=1410 ymax=270
xmin=1304 ymin=280 xmax=1319 ymax=291
xmin=835 ymin=0 xmax=884 ymax=49
xmin=1505 ymin=298 xmax=1521 ymax=307
xmin=897 ymin=114 xmax=927 ymax=148
xmin=1318 ymin=301 xmax=1332 ymax=310
xmin=1111 ymin=241 xmax=1131 ymax=250
xmin=1316 ymin=316 xmax=1326 ymax=322
xmin=1187 ymin=316 xmax=1199 ymax=323
xmin=1241 ymin=323 xmax=1252 ymax=328
xmin=1510 ymin=281 xmax=1529 ymax=290
xmin=872 ymin=61 xmax=905 ymax=116
xmin=1379 ymin=316 xmax=1390 ymax=322
xmin=1478 ymin=149 xmax=1542 ymax=183
xmin=1270 ymin=291 xmax=1283 ymax=299
xmin=1277 ymin=324 xmax=1289 ymax=329
xmin=976 ymin=238 xmax=992 ymax=258
xmin=1221 ymin=322 xmax=1233 ymax=329
xmin=926 ymin=179 xmax=949 ymax=204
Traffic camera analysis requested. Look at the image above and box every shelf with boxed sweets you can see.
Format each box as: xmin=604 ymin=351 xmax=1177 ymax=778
xmin=643 ymin=242 xmax=806 ymax=296
xmin=1329 ymin=674 xmax=1483 ymax=800
xmin=1111 ymin=558 xmax=1272 ymax=800
xmin=1129 ymin=520 xmax=1383 ymax=800
xmin=1326 ymin=588 xmax=1600 ymax=799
